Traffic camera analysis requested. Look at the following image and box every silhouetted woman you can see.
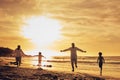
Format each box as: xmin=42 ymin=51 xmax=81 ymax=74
xmin=14 ymin=45 xmax=25 ymax=67
xmin=97 ymin=52 xmax=105 ymax=76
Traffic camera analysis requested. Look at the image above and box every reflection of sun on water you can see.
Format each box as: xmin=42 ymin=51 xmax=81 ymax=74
xmin=31 ymin=56 xmax=51 ymax=66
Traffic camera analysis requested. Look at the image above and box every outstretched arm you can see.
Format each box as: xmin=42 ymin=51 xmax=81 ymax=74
xmin=60 ymin=48 xmax=70 ymax=52
xmin=42 ymin=55 xmax=46 ymax=58
xmin=76 ymin=47 xmax=86 ymax=53
xmin=21 ymin=49 xmax=25 ymax=56
xmin=11 ymin=50 xmax=15 ymax=56
xmin=12 ymin=49 xmax=17 ymax=57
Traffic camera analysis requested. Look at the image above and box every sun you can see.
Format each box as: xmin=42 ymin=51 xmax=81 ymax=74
xmin=21 ymin=16 xmax=62 ymax=48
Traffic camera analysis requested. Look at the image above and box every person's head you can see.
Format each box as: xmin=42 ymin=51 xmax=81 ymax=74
xmin=39 ymin=52 xmax=41 ymax=55
xmin=17 ymin=45 xmax=21 ymax=50
xmin=98 ymin=52 xmax=102 ymax=56
xmin=71 ymin=43 xmax=75 ymax=48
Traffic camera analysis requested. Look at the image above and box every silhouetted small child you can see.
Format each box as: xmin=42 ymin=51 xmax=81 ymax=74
xmin=38 ymin=52 xmax=45 ymax=66
xmin=97 ymin=52 xmax=105 ymax=76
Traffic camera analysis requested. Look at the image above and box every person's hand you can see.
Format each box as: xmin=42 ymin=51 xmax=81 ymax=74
xmin=60 ymin=50 xmax=63 ymax=52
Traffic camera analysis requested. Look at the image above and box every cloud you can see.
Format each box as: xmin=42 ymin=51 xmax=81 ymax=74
xmin=0 ymin=0 xmax=120 ymax=55
xmin=0 ymin=36 xmax=34 ymax=50
xmin=0 ymin=0 xmax=42 ymax=17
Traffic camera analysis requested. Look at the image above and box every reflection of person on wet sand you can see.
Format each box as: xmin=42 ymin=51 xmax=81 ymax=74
xmin=97 ymin=52 xmax=105 ymax=76
xmin=38 ymin=52 xmax=45 ymax=66
xmin=60 ymin=43 xmax=86 ymax=72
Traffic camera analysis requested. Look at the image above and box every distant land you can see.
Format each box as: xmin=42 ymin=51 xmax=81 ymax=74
xmin=0 ymin=47 xmax=31 ymax=57
xmin=0 ymin=47 xmax=13 ymax=57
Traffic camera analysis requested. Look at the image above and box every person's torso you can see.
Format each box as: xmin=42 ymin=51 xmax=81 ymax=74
xmin=70 ymin=47 xmax=77 ymax=59
xmin=38 ymin=55 xmax=43 ymax=60
xmin=98 ymin=56 xmax=103 ymax=63
xmin=15 ymin=49 xmax=22 ymax=57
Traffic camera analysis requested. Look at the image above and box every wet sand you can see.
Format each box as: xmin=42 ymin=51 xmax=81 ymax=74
xmin=0 ymin=65 xmax=119 ymax=80
xmin=0 ymin=57 xmax=119 ymax=80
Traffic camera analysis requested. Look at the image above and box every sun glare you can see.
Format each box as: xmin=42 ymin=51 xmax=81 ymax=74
xmin=22 ymin=16 xmax=62 ymax=47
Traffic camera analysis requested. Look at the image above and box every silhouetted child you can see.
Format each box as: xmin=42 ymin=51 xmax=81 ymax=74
xmin=97 ymin=52 xmax=105 ymax=76
xmin=60 ymin=43 xmax=86 ymax=72
xmin=38 ymin=52 xmax=45 ymax=66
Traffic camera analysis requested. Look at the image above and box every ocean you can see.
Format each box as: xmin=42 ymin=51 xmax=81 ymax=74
xmin=0 ymin=56 xmax=120 ymax=78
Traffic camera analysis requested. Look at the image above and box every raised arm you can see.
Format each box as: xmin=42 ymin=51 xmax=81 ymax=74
xmin=76 ymin=47 xmax=86 ymax=53
xmin=60 ymin=48 xmax=71 ymax=52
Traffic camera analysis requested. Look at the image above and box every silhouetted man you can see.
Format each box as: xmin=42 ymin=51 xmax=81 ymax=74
xmin=60 ymin=43 xmax=86 ymax=72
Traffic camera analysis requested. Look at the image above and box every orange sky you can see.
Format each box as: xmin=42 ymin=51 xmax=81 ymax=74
xmin=0 ymin=0 xmax=120 ymax=56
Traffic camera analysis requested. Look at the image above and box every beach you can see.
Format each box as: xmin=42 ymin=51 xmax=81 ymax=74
xmin=0 ymin=56 xmax=120 ymax=80
xmin=0 ymin=66 xmax=116 ymax=80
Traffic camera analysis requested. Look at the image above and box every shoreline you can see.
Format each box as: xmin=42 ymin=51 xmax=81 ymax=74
xmin=0 ymin=66 xmax=119 ymax=80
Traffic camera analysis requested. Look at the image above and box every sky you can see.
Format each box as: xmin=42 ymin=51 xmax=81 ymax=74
xmin=0 ymin=0 xmax=120 ymax=56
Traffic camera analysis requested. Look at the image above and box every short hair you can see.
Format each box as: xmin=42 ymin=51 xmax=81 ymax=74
xmin=17 ymin=45 xmax=21 ymax=50
xmin=39 ymin=52 xmax=41 ymax=54
xmin=71 ymin=43 xmax=75 ymax=48
xmin=99 ymin=52 xmax=102 ymax=55
xmin=18 ymin=45 xmax=20 ymax=48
